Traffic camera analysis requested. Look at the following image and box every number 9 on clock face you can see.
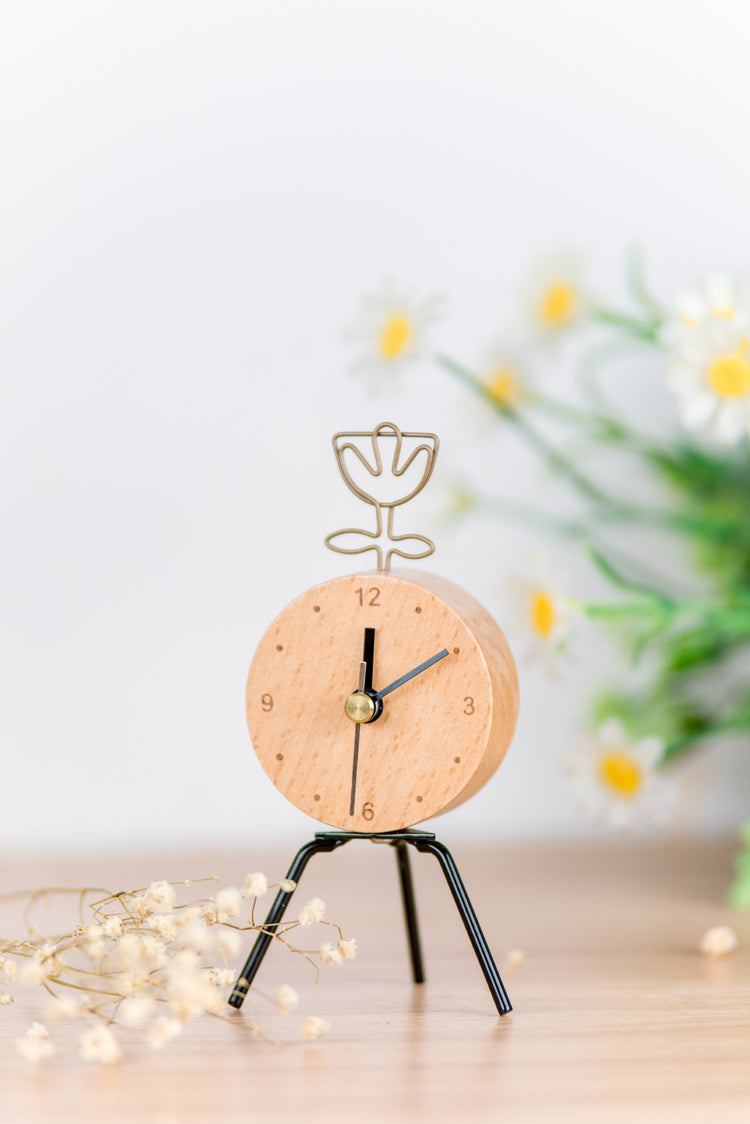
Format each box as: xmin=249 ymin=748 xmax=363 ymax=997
xmin=245 ymin=571 xmax=519 ymax=832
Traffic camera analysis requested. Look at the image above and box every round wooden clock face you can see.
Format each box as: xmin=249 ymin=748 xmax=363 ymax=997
xmin=246 ymin=571 xmax=519 ymax=832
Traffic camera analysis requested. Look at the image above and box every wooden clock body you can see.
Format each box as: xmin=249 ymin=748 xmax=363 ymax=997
xmin=246 ymin=570 xmax=519 ymax=833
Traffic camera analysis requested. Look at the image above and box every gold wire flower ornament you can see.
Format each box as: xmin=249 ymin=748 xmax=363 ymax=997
xmin=324 ymin=422 xmax=439 ymax=572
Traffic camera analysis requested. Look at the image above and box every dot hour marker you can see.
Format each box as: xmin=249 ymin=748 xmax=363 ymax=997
xmin=313 ymin=793 xmax=321 ymax=801
xmin=313 ymin=605 xmax=321 ymax=613
xmin=416 ymin=795 xmax=423 ymax=803
xmin=276 ymin=753 xmax=284 ymax=761
xmin=453 ymin=647 xmax=460 ymax=654
xmin=276 ymin=644 xmax=283 ymax=651
xmin=454 ymin=756 xmax=461 ymax=763
xmin=415 ymin=606 xmax=422 ymax=614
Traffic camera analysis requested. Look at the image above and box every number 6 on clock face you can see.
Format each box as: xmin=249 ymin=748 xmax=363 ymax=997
xmin=245 ymin=570 xmax=519 ymax=832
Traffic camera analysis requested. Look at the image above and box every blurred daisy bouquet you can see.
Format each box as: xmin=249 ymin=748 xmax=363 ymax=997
xmin=348 ymin=261 xmax=750 ymax=903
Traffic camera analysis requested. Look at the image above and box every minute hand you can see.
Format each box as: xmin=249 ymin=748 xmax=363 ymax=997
xmin=373 ymin=649 xmax=450 ymax=701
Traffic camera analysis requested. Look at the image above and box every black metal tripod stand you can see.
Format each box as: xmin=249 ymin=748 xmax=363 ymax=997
xmin=228 ymin=829 xmax=512 ymax=1016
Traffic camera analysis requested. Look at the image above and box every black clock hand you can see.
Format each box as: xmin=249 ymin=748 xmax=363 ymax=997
xmin=349 ymin=659 xmax=367 ymax=816
xmin=362 ymin=627 xmax=375 ymax=692
xmin=373 ymin=648 xmax=449 ymax=701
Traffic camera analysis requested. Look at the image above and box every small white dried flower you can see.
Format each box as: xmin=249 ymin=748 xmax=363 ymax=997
xmin=138 ymin=934 xmax=168 ymax=970
xmin=143 ymin=881 xmax=176 ymax=915
xmin=301 ymin=1016 xmax=330 ymax=1041
xmin=214 ymin=928 xmax=241 ymax=959
xmin=215 ymin=887 xmax=241 ymax=921
xmin=166 ymin=948 xmax=201 ymax=978
xmin=506 ymin=949 xmax=525 ymax=969
xmin=115 ymin=933 xmax=143 ymax=968
xmin=273 ymin=984 xmax=299 ymax=1013
xmin=80 ymin=1024 xmax=123 ymax=1065
xmin=118 ymin=969 xmax=151 ymax=997
xmin=149 ymin=913 xmax=178 ymax=941
xmin=0 ymin=957 xmax=17 ymax=980
xmin=174 ymin=906 xmax=201 ymax=930
xmin=17 ymin=1023 xmax=55 ymax=1063
xmin=298 ymin=898 xmax=325 ymax=927
xmin=179 ymin=918 xmax=213 ymax=954
xmin=205 ymin=967 xmax=233 ymax=988
xmin=46 ymin=995 xmax=80 ymax=1020
xmin=337 ymin=938 xmax=356 ymax=960
xmin=699 ymin=925 xmax=739 ymax=957
xmin=128 ymin=894 xmax=151 ymax=922
xmin=146 ymin=1016 xmax=183 ymax=1051
xmin=280 ymin=879 xmax=297 ymax=893
xmin=81 ymin=925 xmax=106 ymax=959
xmin=201 ymin=902 xmax=219 ymax=925
xmin=119 ymin=996 xmax=156 ymax=1028
xmin=165 ymin=951 xmax=222 ymax=1019
xmin=0 ymin=992 xmax=13 ymax=1006
xmin=102 ymin=915 xmax=123 ymax=939
xmin=20 ymin=956 xmax=52 ymax=985
xmin=318 ymin=943 xmax=343 ymax=966
xmin=242 ymin=872 xmax=269 ymax=899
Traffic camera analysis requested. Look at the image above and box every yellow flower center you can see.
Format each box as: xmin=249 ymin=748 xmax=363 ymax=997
xmin=599 ymin=752 xmax=642 ymax=798
xmin=486 ymin=368 xmax=521 ymax=406
xmin=379 ymin=314 xmax=412 ymax=359
xmin=539 ymin=282 xmax=577 ymax=327
xmin=713 ymin=308 xmax=735 ymax=320
xmin=530 ymin=590 xmax=556 ymax=637
xmin=706 ymin=340 xmax=750 ymax=398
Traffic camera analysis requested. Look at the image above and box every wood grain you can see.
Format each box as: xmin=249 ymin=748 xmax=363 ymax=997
xmin=1 ymin=839 xmax=748 ymax=1124
xmin=245 ymin=570 xmax=519 ymax=831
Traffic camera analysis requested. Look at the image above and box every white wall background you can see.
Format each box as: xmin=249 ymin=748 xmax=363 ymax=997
xmin=3 ymin=0 xmax=750 ymax=852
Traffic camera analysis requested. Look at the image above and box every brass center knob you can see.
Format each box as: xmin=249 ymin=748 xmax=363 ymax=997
xmin=344 ymin=691 xmax=376 ymax=724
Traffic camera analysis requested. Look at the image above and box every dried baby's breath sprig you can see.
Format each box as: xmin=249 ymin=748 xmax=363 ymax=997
xmin=298 ymin=898 xmax=325 ymax=927
xmin=301 ymin=1016 xmax=330 ymax=1041
xmin=1 ymin=871 xmax=353 ymax=1062
xmin=17 ymin=1022 xmax=55 ymax=1063
xmin=699 ymin=926 xmax=739 ymax=957
xmin=273 ymin=984 xmax=299 ymax=1014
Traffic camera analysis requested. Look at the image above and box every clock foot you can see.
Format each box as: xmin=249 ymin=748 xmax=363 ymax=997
xmin=228 ymin=829 xmax=511 ymax=1017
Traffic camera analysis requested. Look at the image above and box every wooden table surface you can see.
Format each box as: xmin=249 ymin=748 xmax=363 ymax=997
xmin=1 ymin=838 xmax=749 ymax=1124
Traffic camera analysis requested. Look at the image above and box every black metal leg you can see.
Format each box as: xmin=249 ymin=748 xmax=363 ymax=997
xmin=412 ymin=836 xmax=512 ymax=1015
xmin=228 ymin=836 xmax=342 ymax=1009
xmin=229 ymin=828 xmax=511 ymax=1017
xmin=393 ymin=840 xmax=425 ymax=984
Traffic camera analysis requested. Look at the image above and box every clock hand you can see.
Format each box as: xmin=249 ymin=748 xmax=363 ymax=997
xmin=349 ymin=659 xmax=367 ymax=816
xmin=373 ymin=648 xmax=450 ymax=701
xmin=362 ymin=626 xmax=375 ymax=692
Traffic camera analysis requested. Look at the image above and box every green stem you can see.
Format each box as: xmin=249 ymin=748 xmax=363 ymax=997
xmin=662 ymin=720 xmax=750 ymax=761
xmin=587 ymin=304 xmax=663 ymax=341
xmin=437 ymin=353 xmax=742 ymax=544
xmin=532 ymin=391 xmax=662 ymax=457
xmin=437 ymin=355 xmax=617 ymax=509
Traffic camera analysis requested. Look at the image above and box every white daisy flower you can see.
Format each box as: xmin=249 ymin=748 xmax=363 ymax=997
xmin=347 ymin=279 xmax=443 ymax=383
xmin=520 ymin=252 xmax=587 ymax=338
xmin=565 ymin=718 xmax=676 ymax=830
xmin=661 ymin=275 xmax=750 ymax=444
xmin=469 ymin=340 xmax=536 ymax=425
xmin=505 ymin=555 xmax=578 ymax=673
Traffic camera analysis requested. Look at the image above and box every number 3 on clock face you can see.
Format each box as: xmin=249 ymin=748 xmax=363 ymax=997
xmin=245 ymin=571 xmax=519 ymax=832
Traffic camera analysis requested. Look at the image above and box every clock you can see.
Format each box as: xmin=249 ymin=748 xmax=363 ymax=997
xmin=244 ymin=424 xmax=519 ymax=833
xmin=230 ymin=422 xmax=519 ymax=1017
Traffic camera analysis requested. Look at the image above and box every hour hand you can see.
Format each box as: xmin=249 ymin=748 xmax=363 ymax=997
xmin=374 ymin=649 xmax=450 ymax=701
xmin=344 ymin=628 xmax=380 ymax=724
